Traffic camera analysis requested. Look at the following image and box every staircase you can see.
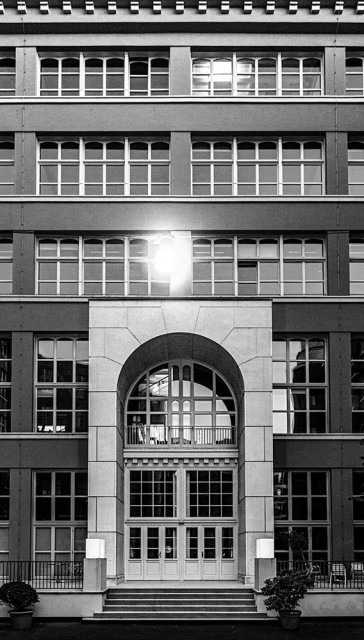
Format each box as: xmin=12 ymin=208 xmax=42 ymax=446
xmin=84 ymin=586 xmax=269 ymax=621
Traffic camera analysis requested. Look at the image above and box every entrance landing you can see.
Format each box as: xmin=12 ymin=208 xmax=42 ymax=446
xmin=109 ymin=580 xmax=250 ymax=589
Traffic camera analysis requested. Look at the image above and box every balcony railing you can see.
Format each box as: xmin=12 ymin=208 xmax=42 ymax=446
xmin=125 ymin=425 xmax=236 ymax=448
xmin=0 ymin=561 xmax=83 ymax=590
xmin=277 ymin=560 xmax=364 ymax=590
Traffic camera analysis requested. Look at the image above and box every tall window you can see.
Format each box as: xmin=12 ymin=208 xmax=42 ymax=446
xmin=274 ymin=470 xmax=329 ymax=563
xmin=0 ymin=237 xmax=12 ymax=294
xmin=351 ymin=336 xmax=364 ymax=433
xmin=193 ymin=236 xmax=325 ymax=296
xmin=191 ymin=138 xmax=324 ymax=196
xmin=36 ymin=236 xmax=171 ymax=296
xmin=192 ymin=54 xmax=323 ymax=96
xmin=273 ymin=337 xmax=327 ymax=434
xmin=0 ymin=470 xmax=9 ymax=561
xmin=187 ymin=470 xmax=233 ymax=517
xmin=0 ymin=139 xmax=14 ymax=195
xmin=0 ymin=337 xmax=11 ymax=433
xmin=348 ymin=141 xmax=364 ymax=195
xmin=38 ymin=138 xmax=170 ymax=196
xmin=349 ymin=237 xmax=364 ymax=294
xmin=126 ymin=361 xmax=236 ymax=447
xmin=129 ymin=470 xmax=176 ymax=517
xmin=39 ymin=54 xmax=169 ymax=97
xmin=33 ymin=471 xmax=87 ymax=563
xmin=346 ymin=57 xmax=364 ymax=96
xmin=352 ymin=470 xmax=364 ymax=561
xmin=35 ymin=336 xmax=88 ymax=433
xmin=0 ymin=56 xmax=15 ymax=96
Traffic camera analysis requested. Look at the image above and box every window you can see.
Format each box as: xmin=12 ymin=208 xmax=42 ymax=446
xmin=351 ymin=336 xmax=364 ymax=433
xmin=39 ymin=53 xmax=169 ymax=97
xmin=348 ymin=141 xmax=364 ymax=195
xmin=346 ymin=57 xmax=364 ymax=96
xmin=0 ymin=237 xmax=12 ymax=294
xmin=126 ymin=361 xmax=236 ymax=447
xmin=349 ymin=238 xmax=364 ymax=294
xmin=0 ymin=56 xmax=15 ymax=96
xmin=193 ymin=236 xmax=325 ymax=296
xmin=187 ymin=470 xmax=233 ymax=517
xmin=0 ymin=337 xmax=11 ymax=433
xmin=273 ymin=337 xmax=327 ymax=434
xmin=36 ymin=236 xmax=171 ymax=296
xmin=274 ymin=470 xmax=329 ymax=563
xmin=0 ymin=139 xmax=14 ymax=195
xmin=353 ymin=470 xmax=364 ymax=561
xmin=191 ymin=138 xmax=324 ymax=196
xmin=34 ymin=471 xmax=87 ymax=563
xmin=0 ymin=470 xmax=9 ymax=561
xmin=38 ymin=138 xmax=170 ymax=196
xmin=192 ymin=54 xmax=322 ymax=96
xmin=35 ymin=336 xmax=88 ymax=433
xmin=129 ymin=470 xmax=176 ymax=518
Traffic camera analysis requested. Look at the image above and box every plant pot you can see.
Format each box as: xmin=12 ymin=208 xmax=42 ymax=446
xmin=279 ymin=610 xmax=302 ymax=631
xmin=9 ymin=610 xmax=34 ymax=630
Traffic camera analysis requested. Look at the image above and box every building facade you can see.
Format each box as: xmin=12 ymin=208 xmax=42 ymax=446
xmin=0 ymin=0 xmax=363 ymax=587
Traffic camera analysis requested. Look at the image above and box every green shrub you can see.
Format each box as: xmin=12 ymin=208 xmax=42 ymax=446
xmin=0 ymin=581 xmax=39 ymax=611
xmin=261 ymin=570 xmax=314 ymax=613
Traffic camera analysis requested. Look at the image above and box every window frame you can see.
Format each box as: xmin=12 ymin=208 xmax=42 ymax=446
xmin=191 ymin=52 xmax=324 ymax=97
xmin=272 ymin=335 xmax=328 ymax=435
xmin=0 ymin=470 xmax=9 ymax=562
xmin=346 ymin=55 xmax=364 ymax=96
xmin=191 ymin=136 xmax=325 ymax=197
xmin=34 ymin=335 xmax=89 ymax=434
xmin=0 ymin=336 xmax=11 ymax=433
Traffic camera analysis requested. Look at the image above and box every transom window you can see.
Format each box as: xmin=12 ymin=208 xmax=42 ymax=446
xmin=349 ymin=237 xmax=364 ymax=294
xmin=34 ymin=471 xmax=87 ymax=563
xmin=35 ymin=336 xmax=88 ymax=433
xmin=0 ymin=470 xmax=9 ymax=561
xmin=187 ymin=470 xmax=233 ymax=518
xmin=0 ymin=56 xmax=15 ymax=96
xmin=0 ymin=139 xmax=14 ymax=195
xmin=0 ymin=337 xmax=11 ymax=433
xmin=129 ymin=470 xmax=176 ymax=518
xmin=273 ymin=337 xmax=327 ymax=434
xmin=351 ymin=336 xmax=364 ymax=433
xmin=38 ymin=138 xmax=170 ymax=196
xmin=346 ymin=57 xmax=364 ymax=96
xmin=192 ymin=54 xmax=323 ymax=96
xmin=126 ymin=361 xmax=236 ymax=448
xmin=353 ymin=470 xmax=364 ymax=561
xmin=191 ymin=138 xmax=324 ymax=196
xmin=36 ymin=236 xmax=170 ymax=296
xmin=39 ymin=53 xmax=169 ymax=97
xmin=193 ymin=236 xmax=325 ymax=296
xmin=348 ymin=141 xmax=364 ymax=195
xmin=274 ymin=470 xmax=329 ymax=563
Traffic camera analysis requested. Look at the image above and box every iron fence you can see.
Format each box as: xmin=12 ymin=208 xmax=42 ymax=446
xmin=276 ymin=560 xmax=364 ymax=589
xmin=0 ymin=561 xmax=83 ymax=590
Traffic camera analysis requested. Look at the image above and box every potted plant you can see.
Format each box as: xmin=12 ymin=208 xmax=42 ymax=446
xmin=0 ymin=581 xmax=39 ymax=630
xmin=261 ymin=569 xmax=314 ymax=630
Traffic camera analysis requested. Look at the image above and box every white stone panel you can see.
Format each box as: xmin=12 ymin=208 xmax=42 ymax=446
xmin=96 ymin=497 xmax=117 ymax=531
xmin=221 ymin=328 xmax=258 ymax=364
xmin=265 ymin=496 xmax=274 ymax=532
xmin=97 ymin=427 xmax=117 ymax=461
xmin=234 ymin=306 xmax=272 ymax=328
xmin=89 ymin=392 xmax=117 ymax=427
xmin=90 ymin=306 xmax=128 ymax=328
xmin=104 ymin=329 xmax=140 ymax=365
xmin=126 ymin=306 xmax=166 ymax=343
xmin=90 ymin=357 xmax=121 ymax=393
xmin=245 ymin=391 xmax=272 ymax=426
xmin=241 ymin=357 xmax=272 ymax=392
xmin=161 ymin=300 xmax=200 ymax=333
xmin=257 ymin=328 xmax=273 ymax=357
xmin=89 ymin=329 xmax=105 ymax=357
xmin=244 ymin=426 xmax=265 ymax=461
xmin=89 ymin=462 xmax=116 ymax=497
xmin=245 ymin=497 xmax=266 ymax=531
xmin=194 ymin=307 xmax=235 ymax=343
xmin=264 ymin=426 xmax=274 ymax=461
xmin=88 ymin=426 xmax=97 ymax=462
xmin=245 ymin=461 xmax=273 ymax=497
xmin=87 ymin=496 xmax=97 ymax=531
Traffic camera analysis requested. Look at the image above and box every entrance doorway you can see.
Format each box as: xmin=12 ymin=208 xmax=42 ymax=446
xmin=126 ymin=524 xmax=237 ymax=580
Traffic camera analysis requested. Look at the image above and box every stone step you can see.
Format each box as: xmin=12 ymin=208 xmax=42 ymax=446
xmin=92 ymin=611 xmax=268 ymax=620
xmin=106 ymin=589 xmax=253 ymax=595
xmin=103 ymin=604 xmax=258 ymax=612
xmin=106 ymin=594 xmax=255 ymax=601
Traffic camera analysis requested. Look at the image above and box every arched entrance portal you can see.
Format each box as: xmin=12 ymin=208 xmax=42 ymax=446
xmin=118 ymin=334 xmax=243 ymax=581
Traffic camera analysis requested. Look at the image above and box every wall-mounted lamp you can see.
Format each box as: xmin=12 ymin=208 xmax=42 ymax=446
xmin=154 ymin=235 xmax=178 ymax=274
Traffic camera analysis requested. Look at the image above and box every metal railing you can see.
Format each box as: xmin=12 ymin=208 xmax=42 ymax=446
xmin=276 ymin=560 xmax=364 ymax=590
xmin=126 ymin=425 xmax=236 ymax=448
xmin=0 ymin=561 xmax=83 ymax=590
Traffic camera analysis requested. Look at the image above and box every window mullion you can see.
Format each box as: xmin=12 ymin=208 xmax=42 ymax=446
xmin=233 ymin=137 xmax=237 ymax=196
xmin=125 ymin=137 xmax=130 ymax=196
xmin=79 ymin=236 xmax=83 ymax=296
xmin=80 ymin=53 xmax=85 ymax=97
xmin=79 ymin=137 xmax=84 ymax=196
xmin=277 ymin=52 xmax=282 ymax=96
xmin=278 ymin=137 xmax=283 ymax=196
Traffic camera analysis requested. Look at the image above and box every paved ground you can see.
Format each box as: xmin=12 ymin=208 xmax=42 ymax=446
xmin=0 ymin=620 xmax=363 ymax=640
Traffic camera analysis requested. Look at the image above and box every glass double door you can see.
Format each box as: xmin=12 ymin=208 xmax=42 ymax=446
xmin=127 ymin=525 xmax=236 ymax=581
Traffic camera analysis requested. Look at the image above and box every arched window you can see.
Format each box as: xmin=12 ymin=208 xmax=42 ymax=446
xmin=126 ymin=361 xmax=237 ymax=448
